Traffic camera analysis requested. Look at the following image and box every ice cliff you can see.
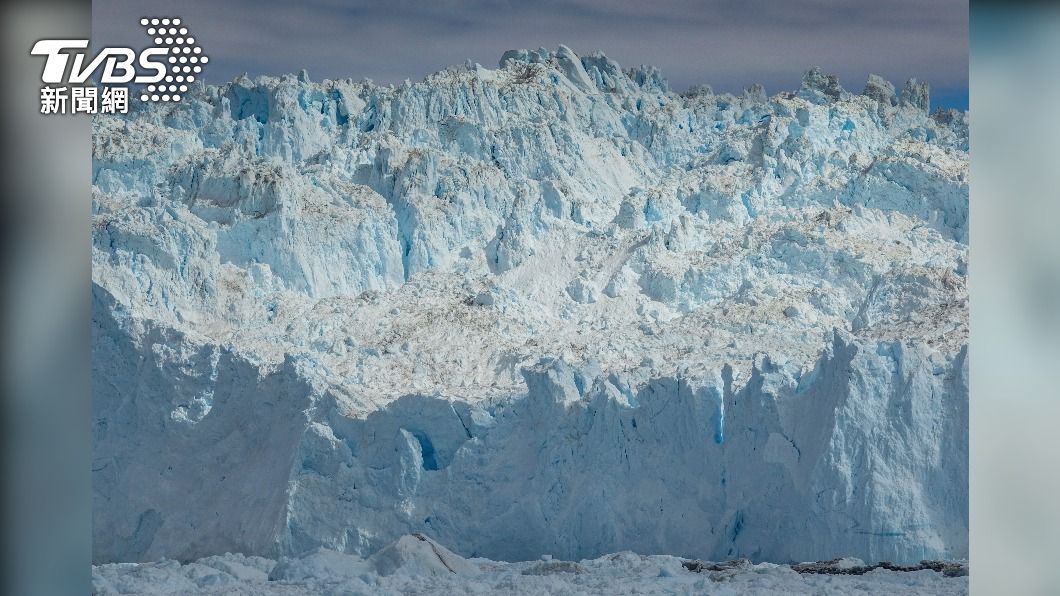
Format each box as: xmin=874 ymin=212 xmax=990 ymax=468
xmin=91 ymin=46 xmax=968 ymax=566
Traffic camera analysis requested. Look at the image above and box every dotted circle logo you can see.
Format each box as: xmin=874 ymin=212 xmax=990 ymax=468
xmin=138 ymin=17 xmax=208 ymax=102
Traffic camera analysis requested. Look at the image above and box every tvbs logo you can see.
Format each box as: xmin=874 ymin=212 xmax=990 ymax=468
xmin=31 ymin=17 xmax=208 ymax=115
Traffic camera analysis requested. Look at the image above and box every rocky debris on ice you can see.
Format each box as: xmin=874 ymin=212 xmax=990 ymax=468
xmin=92 ymin=44 xmax=968 ymax=568
xmin=789 ymin=557 xmax=968 ymax=577
xmin=520 ymin=559 xmax=588 ymax=575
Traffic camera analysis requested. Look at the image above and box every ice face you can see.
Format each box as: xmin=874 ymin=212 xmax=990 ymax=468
xmin=91 ymin=47 xmax=968 ymax=565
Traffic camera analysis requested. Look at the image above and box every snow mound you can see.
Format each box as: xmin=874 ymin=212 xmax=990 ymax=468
xmin=367 ymin=534 xmax=478 ymax=576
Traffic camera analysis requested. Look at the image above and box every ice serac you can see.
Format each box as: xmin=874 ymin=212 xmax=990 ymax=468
xmin=91 ymin=46 xmax=968 ymax=565
xmin=92 ymin=285 xmax=313 ymax=563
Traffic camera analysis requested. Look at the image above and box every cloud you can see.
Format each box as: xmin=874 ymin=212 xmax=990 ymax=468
xmin=91 ymin=0 xmax=967 ymax=106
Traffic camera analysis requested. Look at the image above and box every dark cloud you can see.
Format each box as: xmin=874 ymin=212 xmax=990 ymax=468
xmin=91 ymin=0 xmax=968 ymax=108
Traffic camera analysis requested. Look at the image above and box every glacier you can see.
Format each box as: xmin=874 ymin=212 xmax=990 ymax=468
xmin=91 ymin=45 xmax=968 ymax=570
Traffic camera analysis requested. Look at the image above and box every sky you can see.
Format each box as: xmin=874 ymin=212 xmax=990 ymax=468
xmin=92 ymin=0 xmax=969 ymax=110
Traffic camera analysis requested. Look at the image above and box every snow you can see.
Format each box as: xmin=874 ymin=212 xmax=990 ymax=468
xmin=368 ymin=533 xmax=478 ymax=576
xmin=92 ymin=536 xmax=968 ymax=595
xmin=91 ymin=45 xmax=968 ymax=575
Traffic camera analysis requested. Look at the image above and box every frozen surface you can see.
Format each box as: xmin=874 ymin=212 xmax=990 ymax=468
xmin=92 ymin=536 xmax=968 ymax=595
xmin=92 ymin=46 xmax=968 ymax=568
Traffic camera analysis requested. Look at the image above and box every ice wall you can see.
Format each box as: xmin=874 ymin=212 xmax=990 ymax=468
xmin=91 ymin=47 xmax=968 ymax=564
